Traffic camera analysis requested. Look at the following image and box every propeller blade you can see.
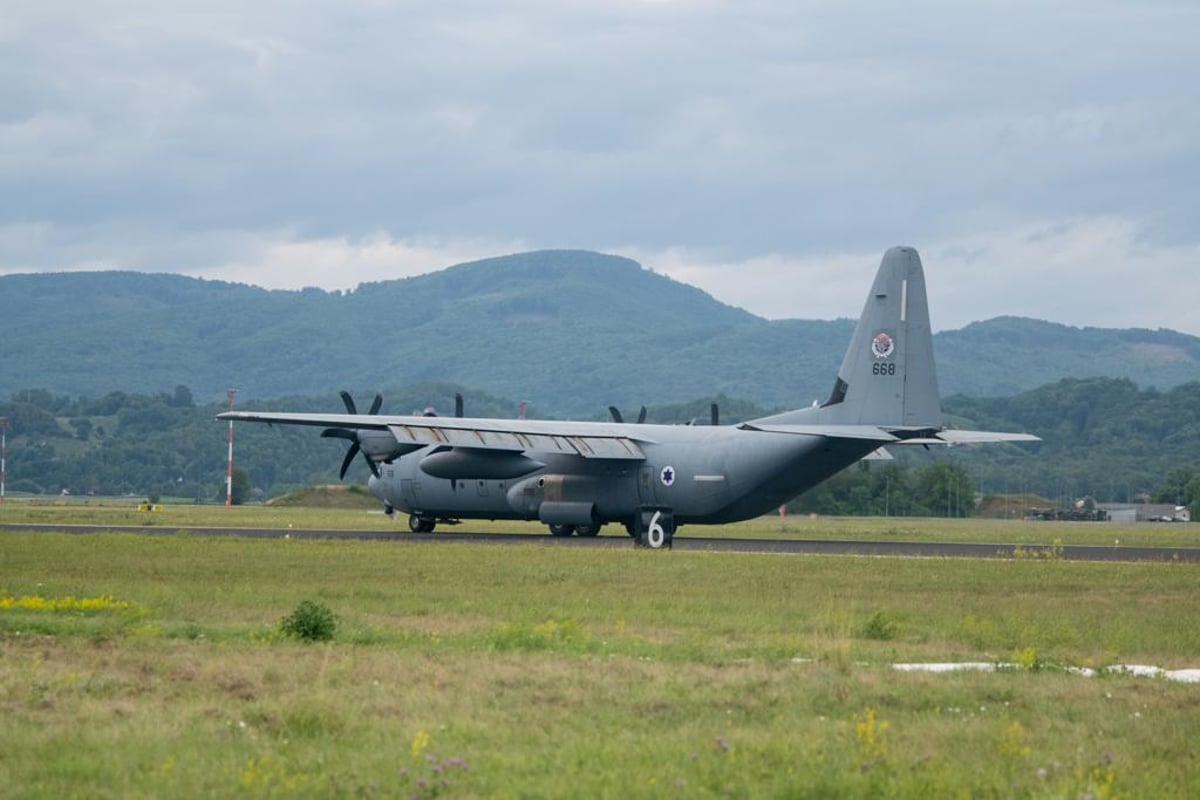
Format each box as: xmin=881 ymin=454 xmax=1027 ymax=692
xmin=636 ymin=406 xmax=647 ymax=424
xmin=339 ymin=443 xmax=360 ymax=480
xmin=608 ymin=406 xmax=624 ymax=423
xmin=455 ymin=393 xmax=464 ymax=418
xmin=328 ymin=392 xmax=384 ymax=480
xmin=711 ymin=403 xmax=719 ymax=426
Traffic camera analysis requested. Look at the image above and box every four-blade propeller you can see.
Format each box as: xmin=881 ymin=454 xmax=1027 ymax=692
xmin=611 ymin=403 xmax=721 ymax=425
xmin=322 ymin=390 xmax=383 ymax=479
xmin=608 ymin=405 xmax=647 ymax=424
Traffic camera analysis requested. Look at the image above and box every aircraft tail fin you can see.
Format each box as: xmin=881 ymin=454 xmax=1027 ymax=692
xmin=827 ymin=246 xmax=941 ymax=427
xmin=762 ymin=246 xmax=942 ymax=429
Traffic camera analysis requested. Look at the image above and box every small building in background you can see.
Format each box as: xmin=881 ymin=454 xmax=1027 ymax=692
xmin=1096 ymin=503 xmax=1191 ymax=523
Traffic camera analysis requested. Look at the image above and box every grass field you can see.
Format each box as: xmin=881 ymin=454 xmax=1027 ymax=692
xmin=2 ymin=509 xmax=1200 ymax=797
xmin=3 ymin=495 xmax=1199 ymax=547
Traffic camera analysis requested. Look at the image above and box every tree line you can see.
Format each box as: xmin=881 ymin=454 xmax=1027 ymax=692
xmin=1 ymin=378 xmax=1196 ymax=517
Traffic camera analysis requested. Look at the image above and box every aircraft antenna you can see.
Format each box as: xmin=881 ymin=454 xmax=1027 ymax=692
xmin=225 ymin=389 xmax=237 ymax=507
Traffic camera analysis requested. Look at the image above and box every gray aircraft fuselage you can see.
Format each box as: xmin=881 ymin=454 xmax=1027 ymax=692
xmin=367 ymin=420 xmax=876 ymax=527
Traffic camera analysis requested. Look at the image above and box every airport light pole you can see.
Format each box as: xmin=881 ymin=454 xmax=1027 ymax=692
xmin=225 ymin=389 xmax=237 ymax=508
xmin=1 ymin=416 xmax=7 ymax=504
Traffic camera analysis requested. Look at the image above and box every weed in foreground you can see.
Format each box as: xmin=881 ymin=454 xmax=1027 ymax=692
xmin=401 ymin=729 xmax=470 ymax=798
xmin=860 ymin=610 xmax=906 ymax=641
xmin=487 ymin=618 xmax=588 ymax=653
xmin=1012 ymin=538 xmax=1065 ymax=560
xmin=854 ymin=706 xmax=890 ymax=766
xmin=279 ymin=600 xmax=338 ymax=642
xmin=0 ymin=592 xmax=141 ymax=614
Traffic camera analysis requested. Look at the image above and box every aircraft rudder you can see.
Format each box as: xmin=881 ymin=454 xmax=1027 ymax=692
xmin=822 ymin=246 xmax=941 ymax=427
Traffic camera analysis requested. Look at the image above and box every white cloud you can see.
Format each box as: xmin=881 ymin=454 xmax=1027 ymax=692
xmin=2 ymin=213 xmax=1195 ymax=335
xmin=195 ymin=232 xmax=529 ymax=289
xmin=0 ymin=222 xmax=524 ymax=289
xmin=927 ymin=217 xmax=1200 ymax=333
xmin=1 ymin=1 xmax=1197 ymax=336
xmin=625 ymin=216 xmax=1200 ymax=334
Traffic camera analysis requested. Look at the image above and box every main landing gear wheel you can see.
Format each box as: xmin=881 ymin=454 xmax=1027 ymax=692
xmin=408 ymin=514 xmax=436 ymax=533
xmin=548 ymin=523 xmax=575 ymax=537
xmin=574 ymin=523 xmax=600 ymax=537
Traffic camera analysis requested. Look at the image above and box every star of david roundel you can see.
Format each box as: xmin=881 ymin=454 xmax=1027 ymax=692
xmin=871 ymin=331 xmax=895 ymax=359
xmin=660 ymin=466 xmax=676 ymax=487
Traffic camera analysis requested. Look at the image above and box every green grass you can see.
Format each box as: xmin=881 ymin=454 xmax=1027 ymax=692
xmin=709 ymin=513 xmax=1199 ymax=547
xmin=1 ymin=531 xmax=1199 ymax=797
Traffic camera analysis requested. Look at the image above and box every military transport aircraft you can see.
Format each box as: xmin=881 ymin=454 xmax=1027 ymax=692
xmin=218 ymin=247 xmax=1037 ymax=548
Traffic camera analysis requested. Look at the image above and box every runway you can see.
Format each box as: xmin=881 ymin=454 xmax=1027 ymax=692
xmin=3 ymin=523 xmax=1198 ymax=562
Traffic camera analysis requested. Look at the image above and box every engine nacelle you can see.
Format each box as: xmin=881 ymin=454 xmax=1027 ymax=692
xmin=358 ymin=429 xmax=421 ymax=463
xmin=419 ymin=448 xmax=546 ymax=480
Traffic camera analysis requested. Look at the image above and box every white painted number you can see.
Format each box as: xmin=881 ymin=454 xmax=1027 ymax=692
xmin=646 ymin=510 xmax=665 ymax=549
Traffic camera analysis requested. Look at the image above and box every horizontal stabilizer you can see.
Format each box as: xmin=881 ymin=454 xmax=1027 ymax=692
xmin=897 ymin=430 xmax=1041 ymax=446
xmin=738 ymin=422 xmax=900 ymax=443
xmin=737 ymin=420 xmax=1038 ymax=447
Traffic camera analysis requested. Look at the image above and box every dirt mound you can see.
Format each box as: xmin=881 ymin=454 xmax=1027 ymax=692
xmin=976 ymin=494 xmax=1054 ymax=518
xmin=267 ymin=484 xmax=380 ymax=509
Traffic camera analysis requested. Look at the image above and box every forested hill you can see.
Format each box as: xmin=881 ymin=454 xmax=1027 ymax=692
xmin=936 ymin=317 xmax=1200 ymax=397
xmin=3 ymin=250 xmax=1197 ymax=415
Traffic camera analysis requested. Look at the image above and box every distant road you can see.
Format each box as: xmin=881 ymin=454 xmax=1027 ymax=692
xmin=3 ymin=523 xmax=1198 ymax=562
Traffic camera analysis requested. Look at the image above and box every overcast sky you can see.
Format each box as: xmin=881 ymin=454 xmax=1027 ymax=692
xmin=3 ymin=1 xmax=1197 ymax=333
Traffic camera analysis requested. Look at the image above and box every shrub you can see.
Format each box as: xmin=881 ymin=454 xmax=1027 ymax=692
xmin=280 ymin=600 xmax=337 ymax=642
xmin=860 ymin=610 xmax=904 ymax=641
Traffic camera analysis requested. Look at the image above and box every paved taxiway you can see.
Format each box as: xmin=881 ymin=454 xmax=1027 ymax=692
xmin=3 ymin=523 xmax=1198 ymax=562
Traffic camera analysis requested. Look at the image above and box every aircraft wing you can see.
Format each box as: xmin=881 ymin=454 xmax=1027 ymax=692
xmin=218 ymin=411 xmax=647 ymax=460
xmin=384 ymin=422 xmax=644 ymax=460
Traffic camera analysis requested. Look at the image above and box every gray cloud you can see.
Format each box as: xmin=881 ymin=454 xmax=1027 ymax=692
xmin=2 ymin=1 xmax=1197 ymax=333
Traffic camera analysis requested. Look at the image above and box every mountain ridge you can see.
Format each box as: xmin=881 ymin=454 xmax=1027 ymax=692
xmin=3 ymin=250 xmax=1196 ymax=415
